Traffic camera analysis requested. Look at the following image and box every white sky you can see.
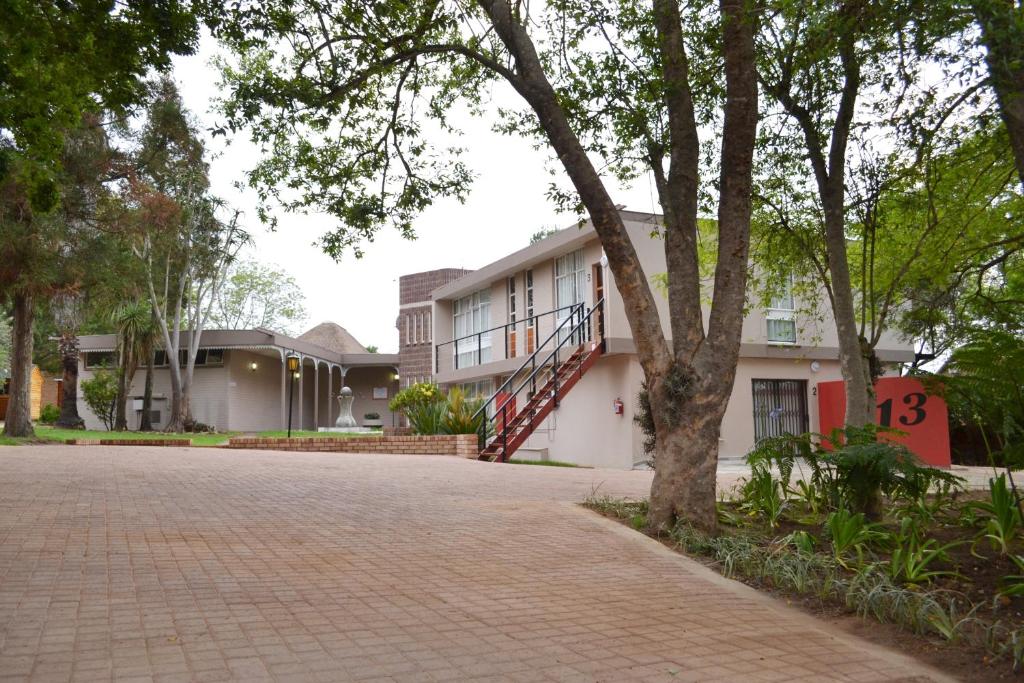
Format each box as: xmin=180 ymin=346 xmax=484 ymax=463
xmin=171 ymin=35 xmax=655 ymax=353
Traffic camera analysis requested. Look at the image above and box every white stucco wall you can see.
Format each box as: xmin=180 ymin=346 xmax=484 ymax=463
xmin=77 ymin=357 xmax=229 ymax=432
xmin=514 ymin=352 xmax=849 ymax=468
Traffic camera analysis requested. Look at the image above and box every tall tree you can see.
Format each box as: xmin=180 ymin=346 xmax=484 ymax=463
xmin=210 ymin=0 xmax=759 ymax=531
xmin=209 ymin=260 xmax=308 ymax=334
xmin=756 ymin=0 xmax=969 ymax=426
xmin=0 ymin=2 xmax=197 ymax=437
xmin=127 ymin=78 xmax=249 ymax=432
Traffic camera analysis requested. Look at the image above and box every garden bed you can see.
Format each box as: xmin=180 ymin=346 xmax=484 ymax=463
xmin=585 ymin=474 xmax=1024 ymax=679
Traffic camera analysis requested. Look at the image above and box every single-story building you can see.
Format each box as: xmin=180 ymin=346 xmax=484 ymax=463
xmin=76 ymin=323 xmax=400 ymax=432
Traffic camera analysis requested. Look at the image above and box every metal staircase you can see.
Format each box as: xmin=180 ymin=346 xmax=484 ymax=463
xmin=474 ymin=299 xmax=605 ymax=462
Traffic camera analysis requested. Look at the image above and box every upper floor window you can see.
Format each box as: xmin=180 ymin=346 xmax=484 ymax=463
xmin=766 ymin=279 xmax=796 ymax=344
xmin=453 ymin=289 xmax=491 ymax=366
xmin=555 ymin=249 xmax=586 ymax=339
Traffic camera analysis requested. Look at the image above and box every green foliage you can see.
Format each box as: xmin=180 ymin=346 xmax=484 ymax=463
xmin=440 ymin=387 xmax=487 ymax=436
xmin=933 ymin=330 xmax=1024 ymax=468
xmin=0 ymin=0 xmax=198 ymax=188
xmin=388 ymin=382 xmax=443 ymax=415
xmin=998 ymin=555 xmax=1024 ymax=598
xmin=208 ymin=259 xmax=308 ymax=334
xmin=404 ymin=399 xmax=447 ymax=436
xmin=633 ymin=381 xmax=656 ymax=463
xmin=389 ymin=383 xmax=487 ymax=436
xmin=363 ymin=412 xmax=380 ymax=420
xmin=81 ymin=369 xmax=117 ymax=431
xmin=38 ymin=403 xmax=59 ymax=425
xmin=739 ymin=465 xmax=786 ymax=528
xmin=887 ymin=517 xmax=962 ymax=585
xmin=745 ymin=425 xmax=965 ymax=516
xmin=825 ymin=509 xmax=888 ymax=568
xmin=783 ymin=530 xmax=816 ymax=555
xmin=529 ymin=227 xmax=560 ymax=244
xmin=969 ymin=474 xmax=1022 ymax=556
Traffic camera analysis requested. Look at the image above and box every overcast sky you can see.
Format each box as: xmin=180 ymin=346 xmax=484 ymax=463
xmin=171 ymin=34 xmax=654 ymax=353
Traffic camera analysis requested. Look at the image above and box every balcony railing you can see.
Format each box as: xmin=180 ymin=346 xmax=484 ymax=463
xmin=434 ymin=302 xmax=591 ymax=375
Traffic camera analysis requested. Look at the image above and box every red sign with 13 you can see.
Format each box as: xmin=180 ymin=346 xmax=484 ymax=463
xmin=816 ymin=376 xmax=951 ymax=468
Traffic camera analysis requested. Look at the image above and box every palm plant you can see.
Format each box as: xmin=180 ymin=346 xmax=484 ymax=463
xmin=111 ymin=299 xmax=154 ymax=431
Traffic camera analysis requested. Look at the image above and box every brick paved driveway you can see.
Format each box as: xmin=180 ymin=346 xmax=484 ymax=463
xmin=0 ymin=446 xmax=950 ymax=682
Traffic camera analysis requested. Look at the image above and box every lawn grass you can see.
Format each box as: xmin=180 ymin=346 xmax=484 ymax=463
xmin=0 ymin=426 xmax=235 ymax=447
xmin=508 ymin=458 xmax=579 ymax=467
xmin=254 ymin=429 xmax=383 ymax=439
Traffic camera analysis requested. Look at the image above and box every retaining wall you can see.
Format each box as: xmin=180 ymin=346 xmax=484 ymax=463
xmin=227 ymin=434 xmax=478 ymax=458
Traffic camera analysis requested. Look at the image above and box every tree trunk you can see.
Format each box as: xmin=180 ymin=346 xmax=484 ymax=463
xmin=114 ymin=349 xmax=130 ymax=431
xmin=3 ymin=291 xmax=35 ymax=438
xmin=139 ymin=349 xmax=155 ymax=431
xmin=974 ymin=0 xmax=1024 ymax=191
xmin=165 ymin=363 xmax=184 ymax=432
xmin=648 ymin=388 xmax=730 ymax=532
xmin=54 ymin=331 xmax=84 ymax=429
xmin=822 ymin=193 xmax=875 ymax=426
xmin=181 ymin=369 xmax=193 ymax=431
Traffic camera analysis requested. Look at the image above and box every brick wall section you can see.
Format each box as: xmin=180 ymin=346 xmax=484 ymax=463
xmin=397 ymin=269 xmax=472 ymax=385
xmin=65 ymin=439 xmax=193 ymax=447
xmin=227 ymin=434 xmax=479 ymax=458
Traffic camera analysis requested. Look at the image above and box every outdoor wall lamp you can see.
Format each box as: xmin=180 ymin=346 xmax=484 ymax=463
xmin=286 ymin=354 xmax=300 ymax=438
xmin=248 ymin=361 xmax=259 ymax=372
xmin=392 ymin=372 xmax=400 ymax=381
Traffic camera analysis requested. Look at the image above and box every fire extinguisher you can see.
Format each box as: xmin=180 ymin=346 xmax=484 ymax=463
xmin=613 ymin=397 xmax=624 ymax=415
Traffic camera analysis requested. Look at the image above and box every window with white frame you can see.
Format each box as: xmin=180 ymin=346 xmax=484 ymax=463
xmin=453 ymin=289 xmax=491 ymax=366
xmin=555 ymin=249 xmax=587 ymax=338
xmin=766 ymin=278 xmax=797 ymax=344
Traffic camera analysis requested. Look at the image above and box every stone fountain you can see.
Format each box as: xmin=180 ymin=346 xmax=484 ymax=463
xmin=318 ymin=386 xmax=377 ymax=433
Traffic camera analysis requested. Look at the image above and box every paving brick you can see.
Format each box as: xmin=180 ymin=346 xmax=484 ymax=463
xmin=0 ymin=445 xmax=950 ymax=682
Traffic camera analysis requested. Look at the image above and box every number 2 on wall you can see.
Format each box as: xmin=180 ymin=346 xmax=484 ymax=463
xmin=878 ymin=392 xmax=927 ymax=428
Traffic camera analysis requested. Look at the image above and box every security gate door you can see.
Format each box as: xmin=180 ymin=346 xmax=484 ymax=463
xmin=752 ymin=379 xmax=809 ymax=442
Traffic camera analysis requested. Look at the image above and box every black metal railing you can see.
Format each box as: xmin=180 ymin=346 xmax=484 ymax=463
xmin=434 ymin=302 xmax=584 ymax=374
xmin=473 ymin=298 xmax=605 ymax=456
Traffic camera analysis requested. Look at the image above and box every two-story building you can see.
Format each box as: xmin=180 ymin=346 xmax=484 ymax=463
xmin=418 ymin=209 xmax=914 ymax=469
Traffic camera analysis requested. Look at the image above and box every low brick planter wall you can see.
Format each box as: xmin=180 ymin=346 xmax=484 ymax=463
xmin=65 ymin=439 xmax=193 ymax=447
xmin=227 ymin=434 xmax=479 ymax=458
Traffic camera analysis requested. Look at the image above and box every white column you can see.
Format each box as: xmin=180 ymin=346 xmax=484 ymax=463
xmin=327 ymin=366 xmax=334 ymax=427
xmin=313 ymin=361 xmax=320 ymax=429
xmin=298 ymin=355 xmax=304 ymax=431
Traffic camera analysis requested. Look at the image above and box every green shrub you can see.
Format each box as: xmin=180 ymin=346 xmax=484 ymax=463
xmin=38 ymin=403 xmax=60 ymax=424
xmin=389 ymin=383 xmax=491 ymax=436
xmin=405 ymin=399 xmax=447 ymax=435
xmin=81 ymin=370 xmax=117 ymax=431
xmin=389 ymin=382 xmax=443 ymax=414
xmin=390 ymin=382 xmax=446 ymax=434
xmin=739 ymin=464 xmax=786 ymax=528
xmin=969 ymin=473 xmax=1022 ymax=556
xmin=825 ymin=509 xmax=888 ymax=568
xmin=887 ymin=516 xmax=962 ymax=585
xmin=745 ymin=425 xmax=965 ymax=517
xmin=441 ymin=387 xmax=488 ymax=435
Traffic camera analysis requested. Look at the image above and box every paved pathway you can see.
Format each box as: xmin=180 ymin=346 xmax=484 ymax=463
xmin=0 ymin=446 xmax=953 ymax=682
